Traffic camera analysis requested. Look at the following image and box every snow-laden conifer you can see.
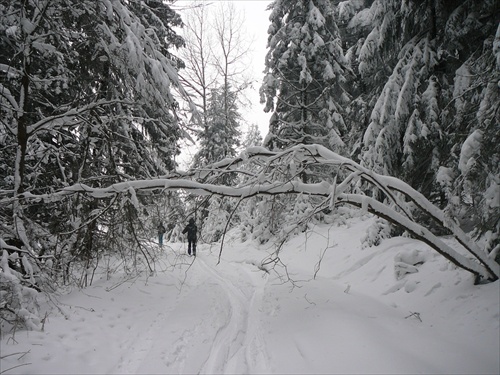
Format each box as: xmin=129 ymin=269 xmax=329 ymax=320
xmin=0 ymin=0 xmax=188 ymax=327
xmin=260 ymin=0 xmax=349 ymax=154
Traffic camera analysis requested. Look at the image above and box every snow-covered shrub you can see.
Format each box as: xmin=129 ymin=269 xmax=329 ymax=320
xmin=361 ymin=218 xmax=393 ymax=248
xmin=323 ymin=206 xmax=361 ymax=226
xmin=480 ymin=230 xmax=500 ymax=264
xmin=280 ymin=193 xmax=315 ymax=236
xmin=202 ymin=197 xmax=229 ymax=243
xmin=394 ymin=249 xmax=427 ymax=280
xmin=0 ymin=250 xmax=42 ymax=332
xmin=168 ymin=223 xmax=185 ymax=243
xmin=238 ymin=197 xmax=257 ymax=243
xmin=246 ymin=196 xmax=283 ymax=244
xmin=436 ymin=167 xmax=455 ymax=200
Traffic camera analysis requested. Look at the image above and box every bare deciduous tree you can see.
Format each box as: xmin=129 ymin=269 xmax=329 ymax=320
xmin=179 ymin=1 xmax=218 ymax=127
xmin=179 ymin=1 xmax=252 ymax=130
xmin=212 ymin=2 xmax=253 ymax=111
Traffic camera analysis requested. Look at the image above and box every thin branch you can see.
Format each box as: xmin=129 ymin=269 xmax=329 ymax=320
xmin=217 ymin=197 xmax=244 ymax=265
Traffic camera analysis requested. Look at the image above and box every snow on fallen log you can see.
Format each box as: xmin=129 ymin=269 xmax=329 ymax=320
xmin=14 ymin=144 xmax=499 ymax=282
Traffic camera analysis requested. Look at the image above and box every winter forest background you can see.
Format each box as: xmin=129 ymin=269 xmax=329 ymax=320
xmin=0 ymin=0 xmax=499 ymax=348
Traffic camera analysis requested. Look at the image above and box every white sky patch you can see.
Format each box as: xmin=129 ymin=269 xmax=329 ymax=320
xmin=175 ymin=1 xmax=272 ymax=169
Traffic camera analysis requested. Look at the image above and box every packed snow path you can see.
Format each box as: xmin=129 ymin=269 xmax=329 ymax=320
xmin=109 ymin=246 xmax=271 ymax=374
xmin=1 ymin=219 xmax=498 ymax=374
xmin=195 ymin=257 xmax=270 ymax=374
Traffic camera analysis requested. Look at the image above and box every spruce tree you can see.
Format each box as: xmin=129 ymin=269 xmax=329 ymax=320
xmin=260 ymin=0 xmax=349 ymax=153
xmin=193 ymin=86 xmax=241 ymax=170
xmin=0 ymin=0 xmax=188 ymax=289
xmin=340 ymin=0 xmax=499 ymax=250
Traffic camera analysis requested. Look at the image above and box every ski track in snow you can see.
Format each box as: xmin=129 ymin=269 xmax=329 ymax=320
xmin=114 ymin=309 xmax=168 ymax=374
xmin=196 ymin=257 xmax=271 ymax=374
xmin=103 ymin=246 xmax=271 ymax=374
xmin=1 ymin=223 xmax=497 ymax=375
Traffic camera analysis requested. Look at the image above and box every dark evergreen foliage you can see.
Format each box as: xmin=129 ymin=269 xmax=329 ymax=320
xmin=0 ymin=0 xmax=186 ymax=292
xmin=260 ymin=0 xmax=349 ymax=153
xmin=260 ymin=0 xmax=499 ymax=254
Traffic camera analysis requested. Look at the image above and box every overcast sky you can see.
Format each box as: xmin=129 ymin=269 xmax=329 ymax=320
xmin=175 ymin=0 xmax=273 ymax=167
xmin=177 ymin=0 xmax=272 ymax=134
xmin=236 ymin=0 xmax=273 ymax=137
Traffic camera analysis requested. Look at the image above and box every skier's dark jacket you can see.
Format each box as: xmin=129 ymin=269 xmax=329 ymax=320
xmin=157 ymin=223 xmax=166 ymax=234
xmin=182 ymin=220 xmax=197 ymax=241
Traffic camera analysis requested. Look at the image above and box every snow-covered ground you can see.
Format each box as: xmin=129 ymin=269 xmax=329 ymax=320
xmin=1 ymin=213 xmax=499 ymax=374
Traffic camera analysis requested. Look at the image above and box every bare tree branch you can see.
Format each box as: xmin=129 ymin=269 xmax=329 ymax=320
xmin=12 ymin=144 xmax=499 ymax=282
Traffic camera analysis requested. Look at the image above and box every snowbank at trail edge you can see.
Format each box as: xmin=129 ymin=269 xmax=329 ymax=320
xmin=1 ymin=212 xmax=499 ymax=374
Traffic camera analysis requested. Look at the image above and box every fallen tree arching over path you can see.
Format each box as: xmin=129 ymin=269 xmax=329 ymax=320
xmin=16 ymin=144 xmax=500 ymax=282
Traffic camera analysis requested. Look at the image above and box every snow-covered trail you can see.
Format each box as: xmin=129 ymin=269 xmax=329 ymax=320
xmin=196 ymin=255 xmax=270 ymax=374
xmin=108 ymin=245 xmax=271 ymax=375
xmin=1 ymin=219 xmax=498 ymax=374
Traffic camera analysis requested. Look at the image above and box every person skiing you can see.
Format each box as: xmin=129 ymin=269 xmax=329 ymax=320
xmin=182 ymin=218 xmax=197 ymax=256
xmin=157 ymin=221 xmax=166 ymax=247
